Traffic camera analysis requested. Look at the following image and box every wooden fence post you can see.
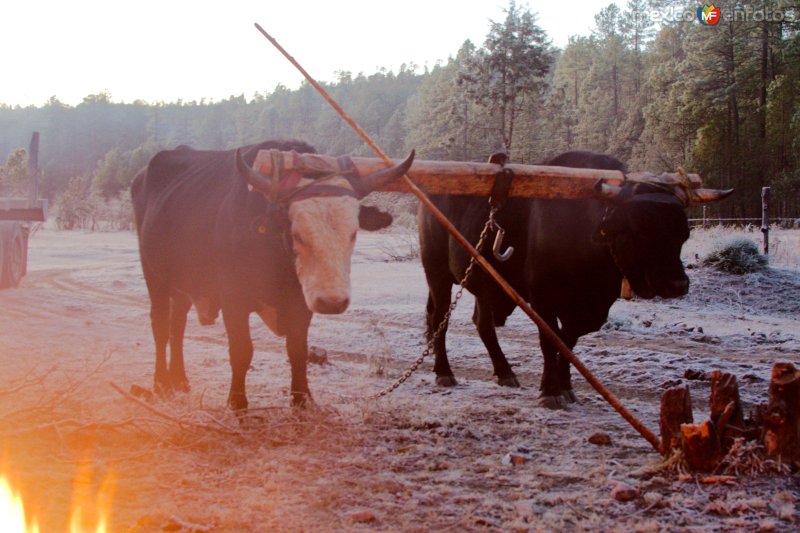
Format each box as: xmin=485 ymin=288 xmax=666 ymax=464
xmin=27 ymin=131 xmax=40 ymax=209
xmin=761 ymin=186 xmax=770 ymax=255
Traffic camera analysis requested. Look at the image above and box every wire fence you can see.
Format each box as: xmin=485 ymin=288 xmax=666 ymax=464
xmin=688 ymin=217 xmax=799 ymax=228
xmin=689 ymin=188 xmax=800 ymax=255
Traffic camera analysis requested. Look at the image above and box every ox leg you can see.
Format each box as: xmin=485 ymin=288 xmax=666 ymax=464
xmin=146 ymin=284 xmax=172 ymax=395
xmin=168 ymin=294 xmax=192 ymax=392
xmin=425 ymin=281 xmax=456 ymax=387
xmin=222 ymin=307 xmax=253 ymax=411
xmin=556 ymin=331 xmax=580 ymax=404
xmin=538 ymin=314 xmax=569 ymax=410
xmin=472 ymin=298 xmax=519 ymax=387
xmin=285 ymin=312 xmax=313 ymax=407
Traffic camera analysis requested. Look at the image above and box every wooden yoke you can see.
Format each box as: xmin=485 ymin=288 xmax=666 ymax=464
xmin=252 ymin=151 xmax=705 ymax=200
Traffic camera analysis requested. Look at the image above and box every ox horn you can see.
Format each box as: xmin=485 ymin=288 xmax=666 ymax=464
xmin=235 ymin=148 xmax=274 ymax=192
xmin=690 ymin=187 xmax=735 ymax=204
xmin=356 ymin=150 xmax=415 ymax=198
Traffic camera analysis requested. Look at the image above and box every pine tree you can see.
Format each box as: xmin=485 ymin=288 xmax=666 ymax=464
xmin=459 ymin=1 xmax=553 ymax=157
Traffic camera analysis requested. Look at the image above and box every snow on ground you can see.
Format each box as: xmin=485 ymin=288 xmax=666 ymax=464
xmin=0 ymin=226 xmax=798 ymax=531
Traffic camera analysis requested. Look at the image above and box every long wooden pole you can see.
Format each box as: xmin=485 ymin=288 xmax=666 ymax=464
xmin=254 ymin=23 xmax=661 ymax=452
xmin=251 ymin=153 xmax=706 ymax=200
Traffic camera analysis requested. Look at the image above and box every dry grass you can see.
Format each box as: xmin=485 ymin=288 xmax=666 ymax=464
xmin=376 ymin=227 xmax=420 ymax=262
xmin=1 ymin=371 xmax=370 ymax=532
xmin=4 ymin=366 xmax=797 ymax=532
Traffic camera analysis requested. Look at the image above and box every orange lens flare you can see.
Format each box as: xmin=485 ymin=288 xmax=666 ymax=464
xmin=0 ymin=475 xmax=40 ymax=533
xmin=69 ymin=463 xmax=115 ymax=533
xmin=1 ymin=466 xmax=114 ymax=533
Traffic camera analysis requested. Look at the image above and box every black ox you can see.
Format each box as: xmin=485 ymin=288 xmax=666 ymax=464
xmin=132 ymin=141 xmax=414 ymax=409
xmin=419 ymin=150 xmax=731 ymax=408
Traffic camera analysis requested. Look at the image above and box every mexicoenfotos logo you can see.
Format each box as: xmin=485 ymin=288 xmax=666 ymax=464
xmin=646 ymin=5 xmax=796 ymax=24
xmin=697 ymin=4 xmax=722 ymax=25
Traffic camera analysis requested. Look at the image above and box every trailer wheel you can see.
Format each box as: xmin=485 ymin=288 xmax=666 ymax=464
xmin=0 ymin=228 xmax=27 ymax=288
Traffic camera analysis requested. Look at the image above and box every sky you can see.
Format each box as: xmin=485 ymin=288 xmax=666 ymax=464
xmin=0 ymin=0 xmax=616 ymax=107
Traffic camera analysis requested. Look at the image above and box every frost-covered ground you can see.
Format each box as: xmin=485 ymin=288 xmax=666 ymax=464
xmin=0 ymin=226 xmax=798 ymax=531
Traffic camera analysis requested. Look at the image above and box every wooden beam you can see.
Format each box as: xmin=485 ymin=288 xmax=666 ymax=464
xmin=376 ymin=160 xmax=626 ymax=199
xmin=0 ymin=198 xmax=47 ymax=221
xmin=252 ymin=151 xmax=706 ymax=201
xmin=0 ymin=208 xmax=46 ymax=222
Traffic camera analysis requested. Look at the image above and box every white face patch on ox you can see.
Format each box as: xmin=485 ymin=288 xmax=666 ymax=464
xmin=287 ymin=177 xmax=360 ymax=314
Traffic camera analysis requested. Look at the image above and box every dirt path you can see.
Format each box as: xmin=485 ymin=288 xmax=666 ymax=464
xmin=0 ymin=228 xmax=798 ymax=531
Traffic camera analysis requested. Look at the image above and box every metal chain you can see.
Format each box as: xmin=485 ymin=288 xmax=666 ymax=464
xmin=370 ymin=207 xmax=499 ymax=400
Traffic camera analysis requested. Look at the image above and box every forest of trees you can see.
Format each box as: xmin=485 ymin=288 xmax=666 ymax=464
xmin=1 ymin=0 xmax=798 ymax=223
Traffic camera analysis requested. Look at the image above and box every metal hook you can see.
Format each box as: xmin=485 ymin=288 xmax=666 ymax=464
xmin=491 ymin=221 xmax=514 ymax=262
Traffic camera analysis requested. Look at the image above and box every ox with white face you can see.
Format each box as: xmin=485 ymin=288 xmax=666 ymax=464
xmin=287 ymin=181 xmax=360 ymax=314
xmin=235 ymin=148 xmax=415 ymax=316
xmin=135 ymin=140 xmax=414 ymax=410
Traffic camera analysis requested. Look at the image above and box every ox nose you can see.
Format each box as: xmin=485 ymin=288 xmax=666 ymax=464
xmin=313 ymin=296 xmax=350 ymax=314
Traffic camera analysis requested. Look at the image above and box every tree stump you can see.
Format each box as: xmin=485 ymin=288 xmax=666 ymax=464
xmin=763 ymin=363 xmax=800 ymax=466
xmin=659 ymin=385 xmax=693 ymax=455
xmin=681 ymin=420 xmax=722 ymax=472
xmin=659 ymin=365 xmax=799 ymax=473
xmin=709 ymin=371 xmax=745 ymax=446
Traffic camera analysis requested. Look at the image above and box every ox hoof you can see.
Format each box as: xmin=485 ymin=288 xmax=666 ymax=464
xmin=170 ymin=377 xmax=190 ymax=393
xmin=291 ymin=391 xmax=313 ymax=408
xmin=198 ymin=315 xmax=217 ymax=326
xmin=435 ymin=375 xmax=458 ymax=387
xmin=130 ymin=384 xmax=155 ymax=402
xmin=539 ymin=394 xmax=569 ymax=410
xmin=227 ymin=393 xmax=249 ymax=412
xmin=496 ymin=375 xmax=521 ymax=388
xmin=561 ymin=389 xmax=577 ymax=403
xmin=153 ymin=379 xmax=173 ymax=398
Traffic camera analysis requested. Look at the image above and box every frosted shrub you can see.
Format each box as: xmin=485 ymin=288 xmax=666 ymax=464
xmin=55 ymin=178 xmax=134 ymax=231
xmin=702 ymin=236 xmax=768 ymax=274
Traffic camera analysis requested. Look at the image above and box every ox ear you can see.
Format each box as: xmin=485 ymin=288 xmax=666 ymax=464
xmin=358 ymin=205 xmax=393 ymax=231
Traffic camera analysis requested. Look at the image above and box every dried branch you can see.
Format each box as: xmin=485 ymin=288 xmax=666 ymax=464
xmin=0 ymin=364 xmax=57 ymax=397
xmin=109 ymin=382 xmax=242 ymax=436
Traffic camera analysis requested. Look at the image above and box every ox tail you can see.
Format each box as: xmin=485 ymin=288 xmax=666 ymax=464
xmin=130 ymin=169 xmax=147 ymax=235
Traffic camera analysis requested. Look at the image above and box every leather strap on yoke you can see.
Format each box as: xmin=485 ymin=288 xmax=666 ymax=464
xmin=284 ymin=184 xmax=360 ymax=203
xmin=488 ymin=152 xmax=513 ymax=211
xmin=267 ymin=152 xmax=362 ymax=204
